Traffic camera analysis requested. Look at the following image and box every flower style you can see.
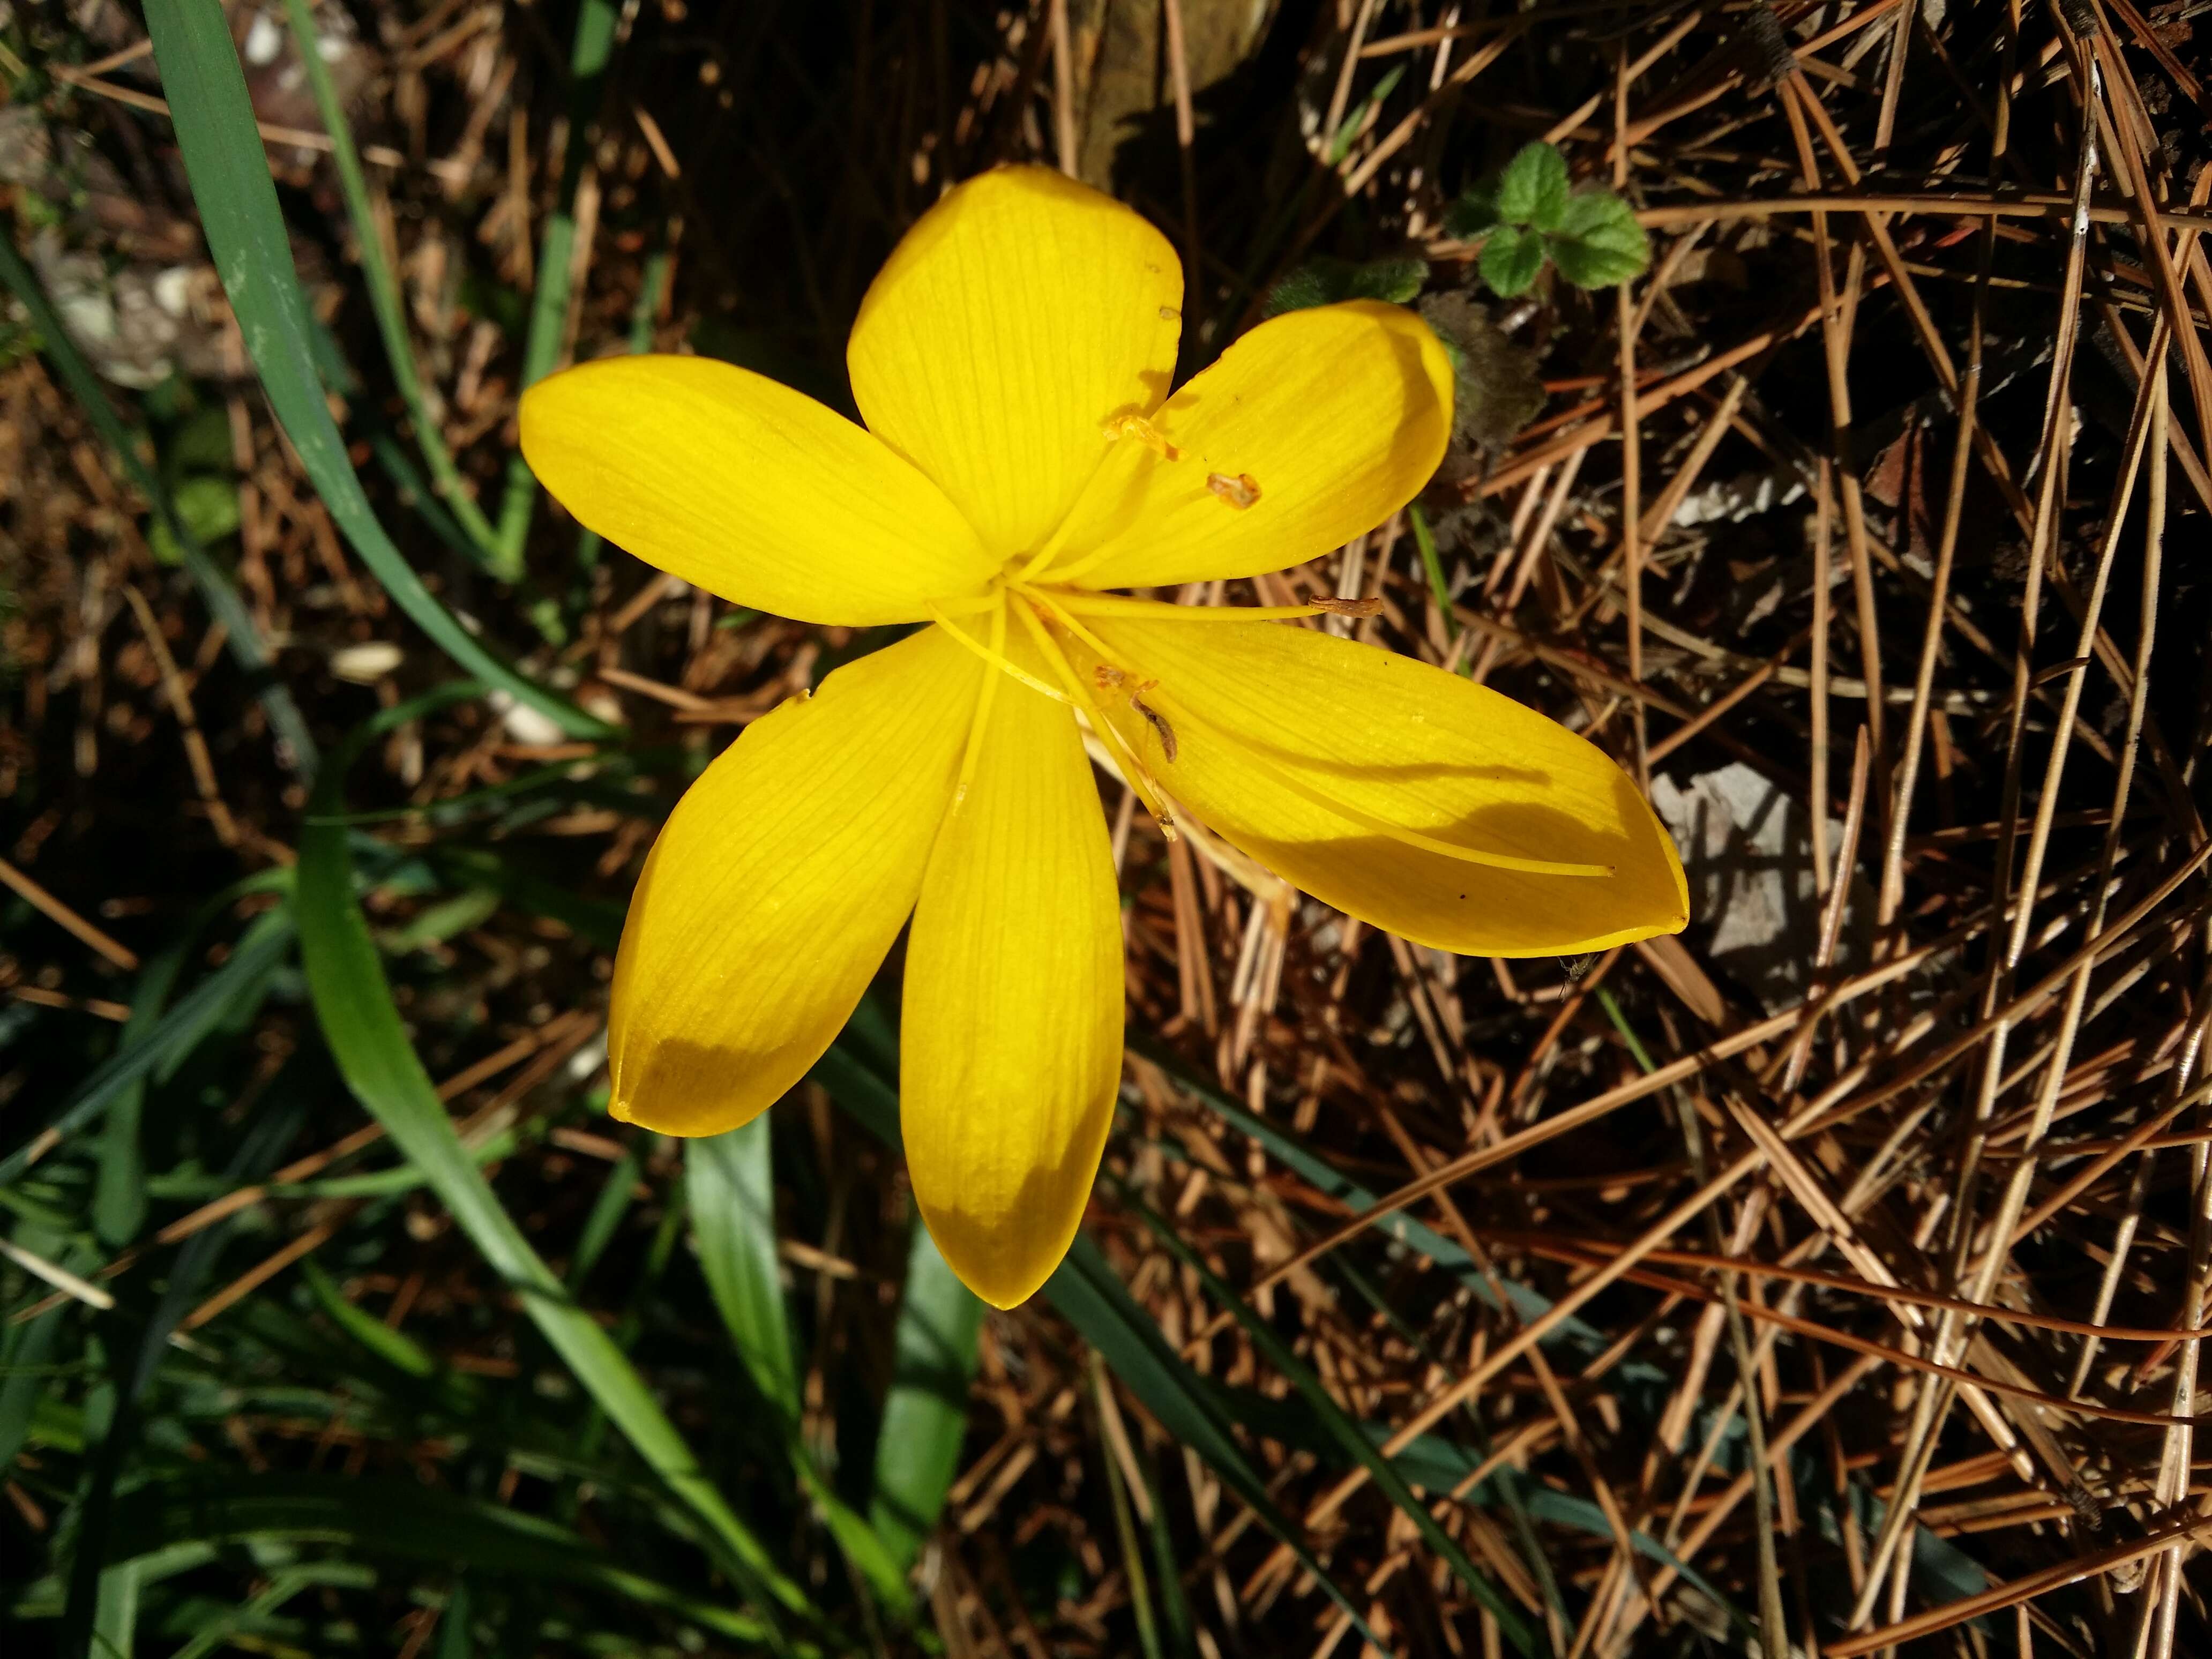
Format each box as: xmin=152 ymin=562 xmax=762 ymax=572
xmin=520 ymin=166 xmax=1687 ymax=1308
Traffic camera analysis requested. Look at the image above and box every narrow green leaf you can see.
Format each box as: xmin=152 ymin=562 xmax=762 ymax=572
xmin=494 ymin=0 xmax=621 ymax=565
xmin=300 ymin=1257 xmax=439 ymax=1382
xmin=168 ymin=1564 xmax=378 ymax=1659
xmin=91 ymin=947 xmax=189 ymax=1247
xmin=1546 ymin=190 xmax=1652 ymax=288
xmin=1479 ymin=224 xmax=1548 ymax=298
xmin=0 ymin=1294 xmax=67 ymax=1473
xmin=1095 ymin=1366 xmax=1165 ymax=1659
xmin=140 ymin=0 xmax=611 ymax=739
xmin=1325 ymin=63 xmax=1407 ymax=165
xmin=294 ymin=703 xmax=808 ymax=1638
xmin=1409 ymin=502 xmax=1455 ymax=641
xmin=689 ymin=1118 xmax=914 ymax=1615
xmin=0 ymin=915 xmax=295 ymax=1188
xmin=275 ymin=0 xmax=507 ymax=574
xmin=687 ymin=1118 xmax=799 ymax=1422
xmin=1130 ymin=1198 xmax=1540 ymax=1656
xmin=92 ymin=1556 xmax=141 ymax=1659
xmin=567 ymin=1138 xmax=645 ymax=1288
xmin=869 ymin=1222 xmax=984 ymax=1570
xmin=103 ymin=1473 xmax=775 ymax=1642
xmin=1495 ymin=141 xmax=1572 ymax=232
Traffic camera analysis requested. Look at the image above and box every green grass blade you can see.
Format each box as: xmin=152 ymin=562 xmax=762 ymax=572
xmin=869 ymin=1222 xmax=983 ymax=1571
xmin=1410 ymin=501 xmax=1457 ymax=641
xmin=301 ymin=1257 xmax=439 ymax=1382
xmin=294 ymin=707 xmax=809 ymax=1637
xmin=1130 ymin=1195 xmax=1542 ymax=1656
xmin=274 ymin=0 xmax=507 ymax=574
xmin=687 ymin=1120 xmax=914 ymax=1615
xmin=139 ymin=0 xmax=612 ymax=740
xmin=167 ymin=1564 xmax=377 ymax=1659
xmin=1095 ymin=1367 xmax=1165 ymax=1659
xmin=63 ymin=1073 xmax=311 ymax=1659
xmin=0 ymin=1296 xmax=68 ymax=1473
xmin=686 ymin=1119 xmax=800 ymax=1422
xmin=808 ymin=1028 xmax=1398 ymax=1655
xmin=567 ymin=1138 xmax=646 ymax=1288
xmin=103 ymin=1473 xmax=777 ymax=1643
xmin=0 ymin=914 xmax=295 ymax=1187
xmin=91 ymin=1557 xmax=140 ymax=1659
xmin=90 ymin=947 xmax=189 ymax=1248
xmin=494 ymin=0 xmax=620 ymax=565
xmin=0 ymin=234 xmax=316 ymax=776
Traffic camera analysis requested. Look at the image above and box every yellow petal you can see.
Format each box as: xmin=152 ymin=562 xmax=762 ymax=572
xmin=1040 ymin=301 xmax=1454 ymax=591
xmin=848 ymin=166 xmax=1182 ymax=557
xmin=520 ymin=355 xmax=997 ymax=626
xmin=901 ymin=634 xmax=1124 ymax=1308
xmin=609 ymin=627 xmax=980 ymax=1134
xmin=1082 ymin=613 xmax=1687 ymax=956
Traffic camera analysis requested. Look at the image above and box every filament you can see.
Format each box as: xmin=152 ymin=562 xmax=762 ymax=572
xmin=949 ymin=595 xmax=1009 ymax=810
xmin=1046 ymin=593 xmax=1379 ymax=624
xmin=1010 ymin=583 xmax=1129 ymax=674
xmin=923 ymin=599 xmax=1073 ymax=704
xmin=1012 ymin=599 xmax=1182 ymax=840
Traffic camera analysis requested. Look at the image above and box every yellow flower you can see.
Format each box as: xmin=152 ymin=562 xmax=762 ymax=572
xmin=520 ymin=166 xmax=1687 ymax=1309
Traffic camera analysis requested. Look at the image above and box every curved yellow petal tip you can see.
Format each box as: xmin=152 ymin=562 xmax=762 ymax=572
xmin=604 ymin=1060 xmax=770 ymax=1139
xmin=919 ymin=1200 xmax=1085 ymax=1311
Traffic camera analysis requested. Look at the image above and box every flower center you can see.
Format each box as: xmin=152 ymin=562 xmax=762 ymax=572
xmin=918 ymin=585 xmax=1613 ymax=879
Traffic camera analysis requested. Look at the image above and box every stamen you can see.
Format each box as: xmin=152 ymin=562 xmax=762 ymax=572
xmin=1130 ymin=684 xmax=1178 ymax=763
xmin=1101 ymin=411 xmax=1183 ymax=461
xmin=1012 ymin=600 xmax=1181 ymax=842
xmin=1141 ymin=687 xmax=1617 ymax=879
xmin=1049 ymin=593 xmax=1369 ymax=624
xmin=1011 ymin=584 xmax=1125 ymax=672
xmin=922 ymin=599 xmax=1074 ymax=705
xmin=950 ymin=596 xmax=1008 ymax=809
xmin=1207 ymin=471 xmax=1262 ymax=509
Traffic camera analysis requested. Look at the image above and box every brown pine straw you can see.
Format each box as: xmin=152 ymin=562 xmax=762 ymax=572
xmin=1825 ymin=1505 xmax=2212 ymax=1656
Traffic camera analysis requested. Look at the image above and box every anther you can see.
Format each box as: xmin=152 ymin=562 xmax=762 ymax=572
xmin=1094 ymin=664 xmax=1127 ymax=691
xmin=1102 ymin=412 xmax=1183 ymax=461
xmin=1312 ymin=596 xmax=1383 ymax=617
xmin=1207 ymin=472 xmax=1261 ymax=509
xmin=1130 ymin=686 xmax=1178 ymax=763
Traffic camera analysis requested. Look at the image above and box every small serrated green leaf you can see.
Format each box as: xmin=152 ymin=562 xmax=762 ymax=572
xmin=1493 ymin=141 xmax=1571 ymax=231
xmin=1443 ymin=182 xmax=1501 ymax=240
xmin=1547 ymin=190 xmax=1651 ymax=288
xmin=1345 ymin=256 xmax=1429 ymax=304
xmin=1260 ymin=264 xmax=1340 ymax=318
xmin=1479 ymin=225 xmax=1547 ymax=298
xmin=1264 ymin=255 xmax=1427 ymax=317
